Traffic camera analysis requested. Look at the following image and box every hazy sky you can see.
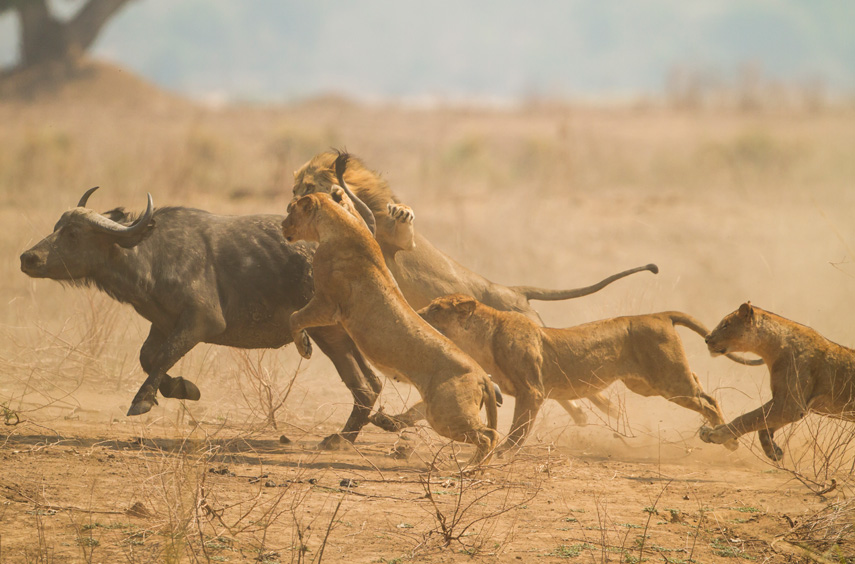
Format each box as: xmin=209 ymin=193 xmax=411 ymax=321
xmin=1 ymin=0 xmax=853 ymax=102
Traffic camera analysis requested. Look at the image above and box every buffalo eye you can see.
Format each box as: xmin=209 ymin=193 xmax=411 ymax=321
xmin=64 ymin=225 xmax=80 ymax=244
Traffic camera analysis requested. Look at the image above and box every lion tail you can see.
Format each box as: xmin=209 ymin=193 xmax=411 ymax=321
xmin=483 ymin=378 xmax=501 ymax=432
xmin=667 ymin=312 xmax=764 ymax=366
xmin=512 ymin=264 xmax=658 ymax=302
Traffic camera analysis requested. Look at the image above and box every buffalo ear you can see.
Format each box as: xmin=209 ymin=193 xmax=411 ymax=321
xmin=115 ymin=218 xmax=156 ymax=248
xmin=738 ymin=302 xmax=754 ymax=320
xmin=102 ymin=207 xmax=128 ymax=222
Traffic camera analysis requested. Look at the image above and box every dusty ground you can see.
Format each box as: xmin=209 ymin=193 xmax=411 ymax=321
xmin=1 ymin=62 xmax=854 ymax=562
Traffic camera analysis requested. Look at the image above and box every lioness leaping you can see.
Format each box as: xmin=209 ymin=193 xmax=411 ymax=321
xmin=281 ymin=192 xmax=500 ymax=467
xmin=700 ymin=303 xmax=855 ymax=461
xmin=292 ymin=150 xmax=658 ymax=427
xmin=388 ymin=294 xmax=762 ymax=453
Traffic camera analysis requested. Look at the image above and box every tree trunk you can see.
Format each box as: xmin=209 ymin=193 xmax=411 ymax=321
xmin=14 ymin=0 xmax=132 ymax=68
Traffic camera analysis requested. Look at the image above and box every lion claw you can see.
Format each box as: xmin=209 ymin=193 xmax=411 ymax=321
xmin=387 ymin=203 xmax=414 ymax=224
xmin=295 ymin=330 xmax=313 ymax=359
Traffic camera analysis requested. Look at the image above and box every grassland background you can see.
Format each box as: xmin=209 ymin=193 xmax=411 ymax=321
xmin=1 ymin=63 xmax=854 ymax=562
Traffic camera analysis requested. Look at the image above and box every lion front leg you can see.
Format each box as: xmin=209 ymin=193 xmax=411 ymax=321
xmin=499 ymin=388 xmax=544 ymax=455
xmin=290 ymin=297 xmax=340 ymax=359
xmin=377 ymin=203 xmax=415 ymax=253
xmin=699 ymin=398 xmax=805 ymax=459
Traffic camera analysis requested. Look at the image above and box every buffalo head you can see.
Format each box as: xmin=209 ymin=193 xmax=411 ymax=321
xmin=20 ymin=187 xmax=155 ymax=281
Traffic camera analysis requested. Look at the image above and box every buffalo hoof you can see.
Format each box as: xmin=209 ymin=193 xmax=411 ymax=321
xmin=159 ymin=376 xmax=201 ymax=401
xmin=319 ymin=433 xmax=352 ymax=451
xmin=127 ymin=400 xmax=155 ymax=416
xmin=295 ymin=330 xmax=313 ymax=359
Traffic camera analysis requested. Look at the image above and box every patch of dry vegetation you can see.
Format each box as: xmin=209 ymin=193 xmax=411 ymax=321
xmin=2 ymin=61 xmax=855 ymax=562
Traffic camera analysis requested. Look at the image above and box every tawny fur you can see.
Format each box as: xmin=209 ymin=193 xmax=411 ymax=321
xmin=292 ymin=150 xmax=658 ymax=427
xmin=700 ymin=303 xmax=855 ymax=461
xmin=281 ymin=193 xmax=499 ymax=466
xmin=402 ymin=295 xmax=752 ymax=452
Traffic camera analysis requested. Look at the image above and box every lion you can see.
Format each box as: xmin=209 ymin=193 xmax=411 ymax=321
xmin=292 ymin=150 xmax=658 ymax=426
xmin=281 ymin=192 xmax=500 ymax=466
xmin=700 ymin=303 xmax=855 ymax=461
xmin=381 ymin=294 xmax=763 ymax=453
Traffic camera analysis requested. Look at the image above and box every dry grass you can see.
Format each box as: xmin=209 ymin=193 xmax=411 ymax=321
xmin=2 ymin=61 xmax=855 ymax=562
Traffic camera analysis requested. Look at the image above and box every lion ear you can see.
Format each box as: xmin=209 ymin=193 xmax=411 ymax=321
xmin=738 ymin=302 xmax=754 ymax=320
xmin=452 ymin=296 xmax=477 ymax=319
xmin=295 ymin=196 xmax=318 ymax=214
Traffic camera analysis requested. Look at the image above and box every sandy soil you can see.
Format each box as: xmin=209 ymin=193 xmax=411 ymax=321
xmin=1 ymin=62 xmax=854 ymax=562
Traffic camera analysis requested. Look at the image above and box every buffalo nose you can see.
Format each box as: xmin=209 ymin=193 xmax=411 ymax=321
xmin=20 ymin=251 xmax=39 ymax=272
xmin=704 ymin=335 xmax=711 ymax=343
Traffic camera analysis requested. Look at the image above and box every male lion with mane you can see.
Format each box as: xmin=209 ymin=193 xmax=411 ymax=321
xmin=292 ymin=150 xmax=658 ymax=425
xmin=701 ymin=303 xmax=855 ymax=461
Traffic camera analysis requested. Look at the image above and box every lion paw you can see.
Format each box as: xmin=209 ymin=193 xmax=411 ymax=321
xmin=295 ymin=330 xmax=313 ymax=359
xmin=369 ymin=408 xmax=412 ymax=432
xmin=763 ymin=441 xmax=784 ymax=462
xmin=699 ymin=424 xmax=733 ymax=446
xmin=387 ymin=203 xmax=414 ymax=224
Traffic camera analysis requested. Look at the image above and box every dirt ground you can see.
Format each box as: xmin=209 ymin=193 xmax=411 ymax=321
xmin=1 ymin=62 xmax=854 ymax=562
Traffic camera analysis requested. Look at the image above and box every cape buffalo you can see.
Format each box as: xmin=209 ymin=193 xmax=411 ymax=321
xmin=20 ymin=187 xmax=382 ymax=448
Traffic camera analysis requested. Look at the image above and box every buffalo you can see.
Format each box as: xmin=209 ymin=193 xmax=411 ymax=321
xmin=20 ymin=187 xmax=382 ymax=448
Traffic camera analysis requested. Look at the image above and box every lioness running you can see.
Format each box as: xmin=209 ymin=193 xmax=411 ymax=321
xmin=292 ymin=150 xmax=658 ymax=428
xmin=281 ymin=193 xmax=500 ymax=466
xmin=700 ymin=303 xmax=855 ymax=461
xmin=387 ymin=294 xmax=762 ymax=452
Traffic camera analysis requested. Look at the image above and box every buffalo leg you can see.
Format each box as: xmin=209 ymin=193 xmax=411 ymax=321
xmin=128 ymin=310 xmax=223 ymax=416
xmin=139 ymin=326 xmax=201 ymax=402
xmin=309 ymin=325 xmax=383 ymax=449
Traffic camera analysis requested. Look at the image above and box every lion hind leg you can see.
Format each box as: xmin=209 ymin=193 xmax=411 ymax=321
xmin=624 ymin=370 xmax=739 ymax=451
xmin=557 ymin=399 xmax=588 ymax=426
xmin=758 ymin=428 xmax=784 ymax=461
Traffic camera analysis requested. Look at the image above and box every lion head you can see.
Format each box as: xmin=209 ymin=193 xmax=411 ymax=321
xmin=705 ymin=302 xmax=758 ymax=357
xmin=292 ymin=150 xmax=397 ymax=215
xmin=418 ymin=294 xmax=479 ymax=338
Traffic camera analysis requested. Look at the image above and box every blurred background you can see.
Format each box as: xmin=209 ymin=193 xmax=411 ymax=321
xmin=2 ymin=0 xmax=855 ymax=463
xmin=1 ymin=0 xmax=854 ymax=104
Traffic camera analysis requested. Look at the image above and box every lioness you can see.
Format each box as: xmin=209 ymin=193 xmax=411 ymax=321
xmin=700 ymin=303 xmax=855 ymax=461
xmin=292 ymin=150 xmax=658 ymax=426
xmin=390 ymin=294 xmax=762 ymax=452
xmin=281 ymin=193 xmax=500 ymax=466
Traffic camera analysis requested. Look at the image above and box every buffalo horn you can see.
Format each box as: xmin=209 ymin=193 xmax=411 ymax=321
xmin=77 ymin=186 xmax=100 ymax=208
xmin=84 ymin=193 xmax=154 ymax=236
